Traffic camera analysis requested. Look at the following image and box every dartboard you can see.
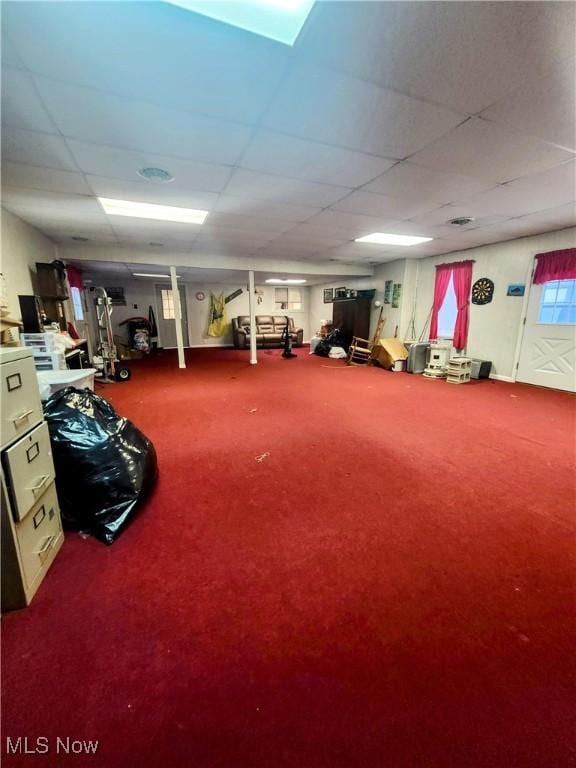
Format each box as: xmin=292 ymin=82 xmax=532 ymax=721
xmin=471 ymin=277 xmax=494 ymax=305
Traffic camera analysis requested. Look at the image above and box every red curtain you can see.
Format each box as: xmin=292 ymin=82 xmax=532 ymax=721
xmin=533 ymin=248 xmax=576 ymax=284
xmin=66 ymin=264 xmax=84 ymax=290
xmin=452 ymin=261 xmax=473 ymax=349
xmin=429 ymin=264 xmax=452 ymax=340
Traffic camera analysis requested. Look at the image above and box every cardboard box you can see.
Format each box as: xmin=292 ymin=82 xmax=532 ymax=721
xmin=372 ymin=338 xmax=409 ymax=370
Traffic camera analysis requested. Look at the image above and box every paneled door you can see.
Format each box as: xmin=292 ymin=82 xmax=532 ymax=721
xmin=155 ymin=285 xmax=189 ymax=349
xmin=516 ymin=279 xmax=576 ymax=392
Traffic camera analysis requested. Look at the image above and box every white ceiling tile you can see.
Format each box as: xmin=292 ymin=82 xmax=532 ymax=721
xmin=299 ymin=2 xmax=576 ymax=114
xmin=409 ymin=205 xmax=511 ymax=231
xmin=240 ymin=130 xmax=395 ymax=187
xmin=110 ymin=220 xmax=201 ymax=242
xmin=214 ymin=196 xmax=320 ymax=222
xmin=1 ymin=162 xmax=91 ymax=195
xmin=66 ymin=141 xmax=232 ymax=192
xmin=363 ymin=161 xmax=493 ymax=204
xmin=299 ymin=210 xmax=400 ymax=238
xmin=203 ymin=213 xmax=295 ymax=235
xmin=1 ymin=126 xmax=78 ymax=170
xmin=408 ymin=117 xmax=574 ymax=183
xmin=263 ymin=63 xmax=466 ymax=159
xmin=1 ymin=186 xmax=102 ymax=215
xmin=330 ymin=190 xmax=439 ymax=220
xmin=482 ymin=57 xmax=576 ymax=152
xmin=481 ymin=203 xmax=576 ymax=237
xmin=84 ymin=176 xmax=218 ymax=211
xmin=3 ymin=1 xmax=289 ymax=124
xmin=35 ymin=77 xmax=252 ymax=165
xmin=455 ymin=161 xmax=576 ymax=219
xmin=224 ymin=169 xmax=350 ymax=207
xmin=1 ymin=68 xmax=57 ymax=134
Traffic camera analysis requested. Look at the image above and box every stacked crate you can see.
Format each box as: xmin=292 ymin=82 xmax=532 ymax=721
xmin=20 ymin=332 xmax=67 ymax=371
xmin=446 ymin=356 xmax=472 ymax=384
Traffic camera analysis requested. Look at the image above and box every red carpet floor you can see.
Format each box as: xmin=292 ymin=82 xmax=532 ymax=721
xmin=2 ymin=348 xmax=575 ymax=768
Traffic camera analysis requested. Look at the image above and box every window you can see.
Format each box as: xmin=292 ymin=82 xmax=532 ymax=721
xmin=70 ymin=286 xmax=84 ymax=321
xmin=274 ymin=287 xmax=302 ymax=311
xmin=161 ymin=289 xmax=176 ymax=320
xmin=538 ymin=280 xmax=576 ymax=324
xmin=437 ymin=274 xmax=458 ymax=338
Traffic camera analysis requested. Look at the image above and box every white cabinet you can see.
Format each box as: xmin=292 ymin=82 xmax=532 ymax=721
xmin=1 ymin=347 xmax=64 ymax=611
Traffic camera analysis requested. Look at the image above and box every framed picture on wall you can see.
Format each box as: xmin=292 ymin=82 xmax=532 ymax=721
xmin=323 ymin=288 xmax=334 ymax=303
xmin=507 ymin=284 xmax=525 ymax=297
xmin=384 ymin=281 xmax=393 ymax=304
xmin=392 ymin=283 xmax=402 ymax=308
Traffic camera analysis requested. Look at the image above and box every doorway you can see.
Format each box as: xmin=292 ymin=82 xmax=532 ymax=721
xmin=155 ymin=285 xmax=189 ymax=348
xmin=516 ymin=278 xmax=576 ymax=392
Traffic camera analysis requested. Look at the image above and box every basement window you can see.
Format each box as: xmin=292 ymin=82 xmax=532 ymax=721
xmin=70 ymin=286 xmax=84 ymax=322
xmin=274 ymin=287 xmax=302 ymax=311
xmin=437 ymin=274 xmax=458 ymax=338
xmin=161 ymin=289 xmax=176 ymax=320
xmin=539 ymin=279 xmax=576 ymax=324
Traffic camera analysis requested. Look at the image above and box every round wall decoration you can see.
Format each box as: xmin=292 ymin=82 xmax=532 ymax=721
xmin=471 ymin=278 xmax=494 ymax=305
xmin=195 ymin=291 xmax=206 ymax=301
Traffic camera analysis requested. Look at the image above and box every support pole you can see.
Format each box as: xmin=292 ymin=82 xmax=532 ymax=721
xmin=170 ymin=265 xmax=186 ymax=369
xmin=248 ymin=270 xmax=257 ymax=365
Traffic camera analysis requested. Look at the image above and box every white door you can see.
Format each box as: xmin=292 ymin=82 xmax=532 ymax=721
xmin=517 ymin=279 xmax=576 ymax=392
xmin=155 ymin=285 xmax=189 ymax=348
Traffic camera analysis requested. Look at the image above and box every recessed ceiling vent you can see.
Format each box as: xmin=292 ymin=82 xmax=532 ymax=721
xmin=137 ymin=167 xmax=174 ymax=183
xmin=71 ymin=236 xmax=89 ymax=241
xmin=449 ymin=216 xmax=475 ymax=226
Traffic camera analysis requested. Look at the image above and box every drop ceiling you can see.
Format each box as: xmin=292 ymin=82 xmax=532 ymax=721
xmin=1 ymin=1 xmax=575 ymax=270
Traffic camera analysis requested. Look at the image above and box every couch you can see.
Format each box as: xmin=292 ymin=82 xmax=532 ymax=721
xmin=232 ymin=316 xmax=304 ymax=349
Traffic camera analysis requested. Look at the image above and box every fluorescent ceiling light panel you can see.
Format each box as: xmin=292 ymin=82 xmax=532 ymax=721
xmin=165 ymin=0 xmax=316 ymax=46
xmin=132 ymin=273 xmax=181 ymax=279
xmin=99 ymin=198 xmax=208 ymax=224
xmin=265 ymin=278 xmax=307 ymax=284
xmin=355 ymin=233 xmax=433 ymax=246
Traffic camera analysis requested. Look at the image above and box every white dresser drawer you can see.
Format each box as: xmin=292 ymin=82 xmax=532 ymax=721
xmin=1 ymin=356 xmax=43 ymax=450
xmin=14 ymin=481 xmax=63 ymax=592
xmin=3 ymin=422 xmax=56 ymax=522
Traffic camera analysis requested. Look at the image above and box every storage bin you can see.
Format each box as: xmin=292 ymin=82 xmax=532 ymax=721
xmin=33 ymin=353 xmax=67 ymax=371
xmin=471 ymin=359 xmax=492 ymax=379
xmin=36 ymin=368 xmax=97 ymax=400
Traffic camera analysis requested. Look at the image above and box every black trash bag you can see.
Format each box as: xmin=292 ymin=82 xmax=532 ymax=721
xmin=43 ymin=387 xmax=158 ymax=545
xmin=314 ymin=328 xmax=347 ymax=357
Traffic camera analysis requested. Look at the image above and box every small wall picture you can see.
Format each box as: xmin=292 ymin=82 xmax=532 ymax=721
xmin=384 ymin=280 xmax=393 ymax=304
xmin=507 ymin=284 xmax=525 ymax=297
xmin=335 ymin=287 xmax=347 ymax=299
xmin=392 ymin=283 xmax=402 ymax=308
xmin=323 ymin=288 xmax=334 ymax=303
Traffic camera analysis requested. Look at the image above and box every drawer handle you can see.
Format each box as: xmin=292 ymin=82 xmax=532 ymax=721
xmin=7 ymin=373 xmax=22 ymax=392
xmin=11 ymin=408 xmax=34 ymax=425
xmin=27 ymin=475 xmax=50 ymax=495
xmin=33 ymin=505 xmax=46 ymax=529
xmin=36 ymin=535 xmax=55 ymax=564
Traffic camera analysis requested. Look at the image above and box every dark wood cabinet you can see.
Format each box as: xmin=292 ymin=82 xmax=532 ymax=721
xmin=332 ymin=296 xmax=373 ymax=348
xmin=36 ymin=262 xmax=68 ymax=299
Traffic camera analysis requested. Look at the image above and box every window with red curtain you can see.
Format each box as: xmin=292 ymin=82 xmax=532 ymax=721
xmin=533 ymin=248 xmax=576 ymax=284
xmin=430 ymin=260 xmax=474 ymax=349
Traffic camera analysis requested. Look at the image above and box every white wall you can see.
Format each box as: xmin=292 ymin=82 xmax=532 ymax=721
xmin=1 ymin=208 xmax=57 ymax=324
xmin=309 ymin=261 xmax=409 ymax=341
xmin=408 ymin=227 xmax=576 ymax=379
xmin=309 ymin=226 xmax=576 ymax=381
xmin=92 ymin=278 xmax=311 ymax=348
